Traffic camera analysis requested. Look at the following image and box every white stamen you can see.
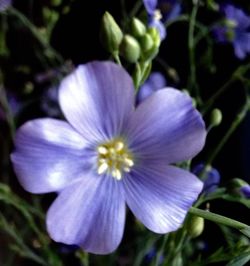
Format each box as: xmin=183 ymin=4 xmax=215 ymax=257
xmin=154 ymin=9 xmax=162 ymax=21
xmin=112 ymin=169 xmax=122 ymax=180
xmin=97 ymin=163 xmax=108 ymax=175
xmin=125 ymin=158 xmax=134 ymax=167
xmin=123 ymin=167 xmax=131 ymax=173
xmin=115 ymin=141 xmax=124 ymax=151
xmin=97 ymin=146 xmax=108 ymax=155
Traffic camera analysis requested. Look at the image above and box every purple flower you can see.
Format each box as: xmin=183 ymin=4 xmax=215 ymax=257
xmin=0 ymin=0 xmax=11 ymax=11
xmin=192 ymin=164 xmax=220 ymax=194
xmin=240 ymin=185 xmax=250 ymax=198
xmin=143 ymin=0 xmax=181 ymax=40
xmin=11 ymin=61 xmax=206 ymax=254
xmin=213 ymin=4 xmax=250 ymax=59
xmin=137 ymin=71 xmax=167 ymax=103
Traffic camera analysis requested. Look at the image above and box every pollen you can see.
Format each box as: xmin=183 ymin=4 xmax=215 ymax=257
xmin=96 ymin=139 xmax=134 ymax=180
xmin=154 ymin=9 xmax=163 ymax=21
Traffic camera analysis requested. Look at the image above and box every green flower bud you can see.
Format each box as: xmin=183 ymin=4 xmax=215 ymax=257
xmin=100 ymin=12 xmax=123 ymax=53
xmin=120 ymin=35 xmax=141 ymax=63
xmin=187 ymin=215 xmax=204 ymax=238
xmin=51 ymin=0 xmax=62 ymax=7
xmin=131 ymin=18 xmax=146 ymax=38
xmin=147 ymin=27 xmax=161 ymax=48
xmin=206 ymin=0 xmax=219 ymax=11
xmin=210 ymin=108 xmax=222 ymax=127
xmin=140 ymin=33 xmax=154 ymax=52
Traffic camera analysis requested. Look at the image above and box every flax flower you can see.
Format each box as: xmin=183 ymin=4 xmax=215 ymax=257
xmin=11 ymin=61 xmax=206 ymax=254
xmin=213 ymin=4 xmax=250 ymax=59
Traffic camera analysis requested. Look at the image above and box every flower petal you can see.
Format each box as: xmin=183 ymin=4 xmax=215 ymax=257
xmin=59 ymin=61 xmax=135 ymax=142
xmin=149 ymin=19 xmax=167 ymax=40
xmin=143 ymin=0 xmax=157 ymax=15
xmin=126 ymin=88 xmax=206 ymax=164
xmin=123 ymin=163 xmax=203 ymax=233
xmin=11 ymin=118 xmax=91 ymax=193
xmin=47 ymin=174 xmax=126 ymax=254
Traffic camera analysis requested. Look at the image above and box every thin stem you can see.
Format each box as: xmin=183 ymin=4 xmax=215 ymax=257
xmin=0 ymin=85 xmax=15 ymax=140
xmin=113 ymin=51 xmax=122 ymax=66
xmin=165 ymin=14 xmax=189 ymax=27
xmin=8 ymin=8 xmax=63 ymax=65
xmin=203 ymin=63 xmax=250 ymax=114
xmin=154 ymin=234 xmax=168 ymax=266
xmin=189 ymin=207 xmax=250 ymax=237
xmin=206 ymin=97 xmax=250 ymax=166
xmin=188 ymin=1 xmax=201 ymax=103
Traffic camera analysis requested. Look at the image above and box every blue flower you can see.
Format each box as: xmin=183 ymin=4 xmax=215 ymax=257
xmin=143 ymin=0 xmax=181 ymax=40
xmin=213 ymin=4 xmax=250 ymax=59
xmin=240 ymin=185 xmax=250 ymax=198
xmin=137 ymin=71 xmax=167 ymax=103
xmin=11 ymin=61 xmax=206 ymax=254
xmin=0 ymin=0 xmax=11 ymax=11
xmin=192 ymin=164 xmax=220 ymax=194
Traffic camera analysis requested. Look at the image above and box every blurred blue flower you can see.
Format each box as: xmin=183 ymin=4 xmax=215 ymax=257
xmin=213 ymin=4 xmax=250 ymax=59
xmin=137 ymin=71 xmax=167 ymax=103
xmin=11 ymin=61 xmax=206 ymax=254
xmin=0 ymin=90 xmax=21 ymax=121
xmin=143 ymin=0 xmax=181 ymax=40
xmin=240 ymin=185 xmax=250 ymax=198
xmin=192 ymin=164 xmax=220 ymax=194
xmin=0 ymin=0 xmax=11 ymax=11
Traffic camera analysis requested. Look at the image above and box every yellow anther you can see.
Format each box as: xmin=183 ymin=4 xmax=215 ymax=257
xmin=96 ymin=138 xmax=134 ymax=180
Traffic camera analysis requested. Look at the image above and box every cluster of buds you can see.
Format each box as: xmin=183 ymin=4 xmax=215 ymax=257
xmin=100 ymin=12 xmax=161 ymax=88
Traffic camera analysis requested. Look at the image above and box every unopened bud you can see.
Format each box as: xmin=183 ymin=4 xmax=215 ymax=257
xmin=131 ymin=18 xmax=146 ymax=38
xmin=120 ymin=35 xmax=141 ymax=63
xmin=210 ymin=108 xmax=222 ymax=127
xmin=187 ymin=215 xmax=204 ymax=238
xmin=100 ymin=12 xmax=123 ymax=53
xmin=147 ymin=27 xmax=161 ymax=48
xmin=227 ymin=178 xmax=250 ymax=198
xmin=140 ymin=33 xmax=154 ymax=52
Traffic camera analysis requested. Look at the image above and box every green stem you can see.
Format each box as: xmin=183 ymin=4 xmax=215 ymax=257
xmin=206 ymin=97 xmax=250 ymax=166
xmin=154 ymin=234 xmax=168 ymax=266
xmin=8 ymin=8 xmax=63 ymax=65
xmin=203 ymin=63 xmax=250 ymax=114
xmin=189 ymin=207 xmax=250 ymax=238
xmin=0 ymin=85 xmax=15 ymax=140
xmin=113 ymin=51 xmax=122 ymax=66
xmin=188 ymin=1 xmax=201 ymax=103
xmin=165 ymin=14 xmax=189 ymax=27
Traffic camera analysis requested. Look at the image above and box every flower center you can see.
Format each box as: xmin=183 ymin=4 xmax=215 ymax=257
xmin=96 ymin=139 xmax=134 ymax=180
xmin=154 ymin=9 xmax=163 ymax=21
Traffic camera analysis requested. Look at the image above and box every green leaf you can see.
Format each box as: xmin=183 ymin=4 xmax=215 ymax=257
xmin=226 ymin=252 xmax=250 ymax=266
xmin=240 ymin=227 xmax=250 ymax=238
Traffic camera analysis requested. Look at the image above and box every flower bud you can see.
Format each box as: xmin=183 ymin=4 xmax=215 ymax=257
xmin=187 ymin=215 xmax=204 ymax=238
xmin=140 ymin=33 xmax=154 ymax=52
xmin=131 ymin=18 xmax=146 ymax=38
xmin=147 ymin=27 xmax=161 ymax=48
xmin=210 ymin=108 xmax=222 ymax=127
xmin=100 ymin=12 xmax=123 ymax=53
xmin=227 ymin=178 xmax=250 ymax=198
xmin=120 ymin=35 xmax=141 ymax=63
